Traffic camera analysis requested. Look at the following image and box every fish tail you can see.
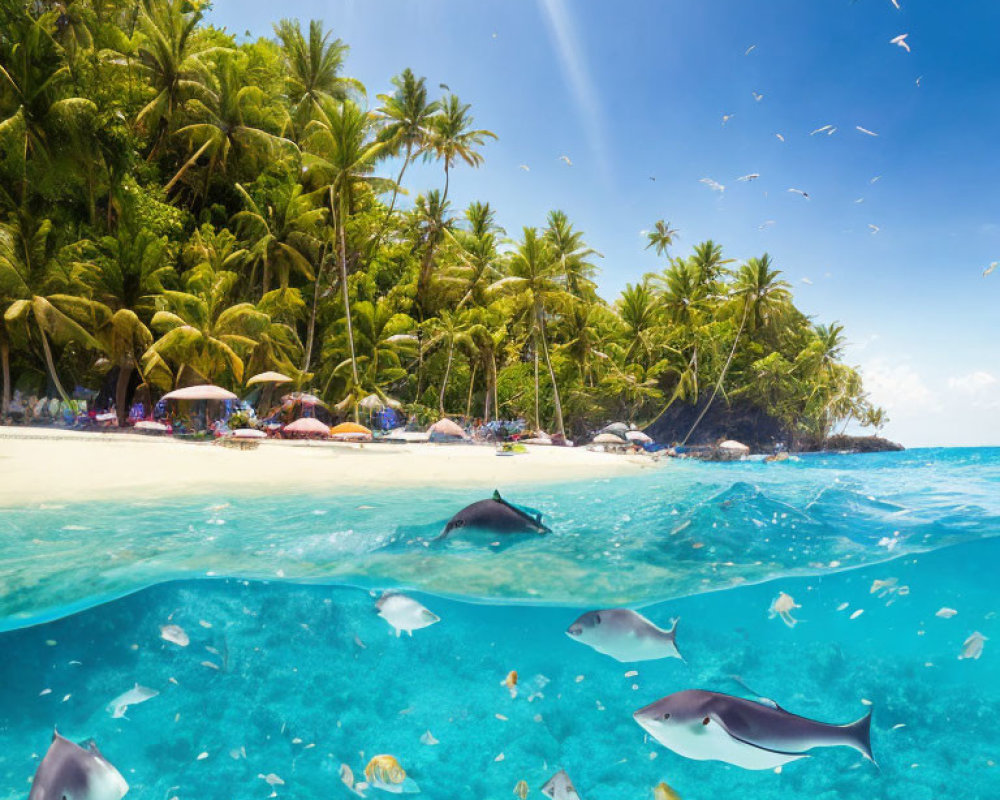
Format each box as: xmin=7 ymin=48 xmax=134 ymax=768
xmin=845 ymin=709 xmax=876 ymax=766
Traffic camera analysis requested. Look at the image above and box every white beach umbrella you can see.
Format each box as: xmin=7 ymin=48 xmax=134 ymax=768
xmin=626 ymin=430 xmax=653 ymax=443
xmin=162 ymin=385 xmax=237 ymax=402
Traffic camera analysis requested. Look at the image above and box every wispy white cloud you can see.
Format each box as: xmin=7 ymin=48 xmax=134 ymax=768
xmin=861 ymin=359 xmax=939 ymax=413
xmin=538 ymin=0 xmax=610 ymax=177
xmin=947 ymin=370 xmax=999 ymax=408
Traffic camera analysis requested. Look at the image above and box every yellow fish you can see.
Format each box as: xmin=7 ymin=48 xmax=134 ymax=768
xmin=364 ymin=754 xmax=406 ymax=785
xmin=654 ymin=781 xmax=682 ymax=800
xmin=513 ymin=778 xmax=529 ymax=798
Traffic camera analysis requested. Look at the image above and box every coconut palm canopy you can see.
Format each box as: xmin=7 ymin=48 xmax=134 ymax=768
xmin=0 ymin=1 xmax=883 ymax=447
xmin=161 ymin=385 xmax=238 ymax=401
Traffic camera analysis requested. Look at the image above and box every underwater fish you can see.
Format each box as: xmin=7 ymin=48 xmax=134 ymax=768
xmin=768 ymin=592 xmax=801 ymax=628
xmin=160 ymin=624 xmax=189 ymax=647
xmin=437 ymin=491 xmax=551 ymax=541
xmin=633 ymin=690 xmax=875 ymax=771
xmin=654 ymin=781 xmax=682 ymax=800
xmin=540 ymin=769 xmax=580 ymax=799
xmin=29 ymin=731 xmax=129 ymax=800
xmin=502 ymin=670 xmax=519 ymax=697
xmin=364 ymin=754 xmax=420 ymax=793
xmin=106 ymin=684 xmax=159 ymax=719
xmin=935 ymin=607 xmax=958 ymax=619
xmin=566 ymin=609 xmax=682 ymax=662
xmin=513 ymin=779 xmax=529 ymax=799
xmin=419 ymin=730 xmax=439 ymax=745
xmin=376 ymin=592 xmax=440 ymax=637
xmin=959 ymin=631 xmax=987 ymax=660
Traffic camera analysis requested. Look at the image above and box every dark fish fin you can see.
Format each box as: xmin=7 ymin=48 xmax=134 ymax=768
xmin=492 ymin=489 xmax=502 ymax=501
xmin=845 ymin=709 xmax=877 ymax=766
xmin=495 ymin=494 xmax=548 ymax=531
xmin=728 ymin=675 xmax=786 ymax=712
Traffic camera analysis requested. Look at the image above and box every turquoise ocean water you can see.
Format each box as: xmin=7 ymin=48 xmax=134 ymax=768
xmin=1 ymin=447 xmax=998 ymax=799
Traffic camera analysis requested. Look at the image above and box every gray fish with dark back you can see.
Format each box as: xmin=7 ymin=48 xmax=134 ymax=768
xmin=633 ymin=689 xmax=875 ymax=770
xmin=437 ymin=490 xmax=551 ymax=541
xmin=29 ymin=731 xmax=129 ymax=800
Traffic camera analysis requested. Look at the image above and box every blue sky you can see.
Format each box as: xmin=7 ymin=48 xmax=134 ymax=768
xmin=208 ymin=0 xmax=1000 ymax=447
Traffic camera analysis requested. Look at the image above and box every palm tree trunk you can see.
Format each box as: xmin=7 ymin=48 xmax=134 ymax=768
xmin=681 ymin=299 xmax=750 ymax=446
xmin=337 ymin=200 xmax=360 ymax=423
xmin=115 ymin=362 xmax=132 ymax=426
xmin=439 ymin=336 xmax=455 ymax=415
xmin=536 ymin=308 xmax=565 ymax=437
xmin=369 ymin=144 xmax=411 ymax=256
xmin=465 ymin=361 xmax=477 ymax=419
xmin=1 ymin=338 xmax=10 ymax=418
xmin=492 ymin=351 xmax=499 ymax=422
xmin=38 ymin=324 xmax=70 ymax=403
xmin=303 ymin=242 xmax=329 ymax=372
xmin=165 ymin=139 xmax=214 ymax=195
xmin=533 ymin=340 xmax=540 ymax=430
xmin=441 ymin=161 xmax=451 ymax=205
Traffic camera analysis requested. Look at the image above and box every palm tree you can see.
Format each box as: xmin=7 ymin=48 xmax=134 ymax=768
xmin=424 ymin=94 xmax=495 ymax=204
xmin=142 ymin=264 xmax=270 ymax=388
xmin=132 ymin=0 xmax=219 ymax=158
xmin=232 ymin=179 xmax=325 ymax=297
xmin=645 ymin=219 xmax=678 ymax=258
xmin=425 ymin=308 xmax=480 ymax=415
xmin=66 ymin=212 xmax=175 ymax=422
xmin=544 ymin=210 xmax=600 ymax=299
xmin=0 ymin=213 xmax=99 ymax=402
xmin=490 ymin=228 xmax=572 ymax=436
xmin=274 ymin=18 xmax=361 ymax=136
xmin=617 ymin=281 xmax=662 ymax=368
xmin=301 ymin=97 xmax=387 ymax=415
xmin=165 ymin=51 xmax=289 ymax=199
xmin=373 ymin=68 xmax=439 ymax=248
xmin=412 ymin=189 xmax=454 ymax=320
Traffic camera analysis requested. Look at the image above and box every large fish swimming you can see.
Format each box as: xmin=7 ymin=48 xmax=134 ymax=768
xmin=566 ymin=608 xmax=682 ymax=662
xmin=436 ymin=491 xmax=551 ymax=542
xmin=540 ymin=769 xmax=581 ymax=799
xmin=633 ymin=689 xmax=875 ymax=771
xmin=375 ymin=592 xmax=440 ymax=637
xmin=29 ymin=731 xmax=129 ymax=800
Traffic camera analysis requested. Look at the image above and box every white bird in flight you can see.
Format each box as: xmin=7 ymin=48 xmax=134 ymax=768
xmin=775 ymin=133 xmax=785 ymax=142
xmin=518 ymin=164 xmax=530 ymax=172
xmin=870 ymin=175 xmax=882 ymax=184
xmin=700 ymin=178 xmax=725 ymax=193
xmin=868 ymin=224 xmax=880 ymax=234
xmin=745 ymin=44 xmax=757 ymax=55
xmin=737 ymin=173 xmax=760 ymax=182
xmin=559 ymin=155 xmax=572 ymax=166
xmin=855 ymin=197 xmax=865 ymax=204
xmin=722 ymin=113 xmax=735 ymax=125
xmin=916 ymin=75 xmax=923 ymax=87
xmin=758 ymin=220 xmax=776 ymax=231
xmin=752 ymin=91 xmax=764 ymax=102
xmin=856 ymin=126 xmax=879 ymax=137
xmin=890 ymin=0 xmax=901 ymax=8
xmin=810 ymin=124 xmax=834 ymax=136
xmin=891 ymin=34 xmax=911 ymax=52
xmin=984 ymin=262 xmax=998 ymax=277
xmin=788 ymin=188 xmax=810 ymax=199
xmin=801 ymin=277 xmax=814 ymax=285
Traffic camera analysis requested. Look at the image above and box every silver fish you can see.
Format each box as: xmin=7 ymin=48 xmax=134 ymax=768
xmin=566 ymin=608 xmax=681 ymax=662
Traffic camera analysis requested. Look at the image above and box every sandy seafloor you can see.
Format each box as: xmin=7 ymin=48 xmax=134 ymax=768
xmin=0 ymin=435 xmax=997 ymax=799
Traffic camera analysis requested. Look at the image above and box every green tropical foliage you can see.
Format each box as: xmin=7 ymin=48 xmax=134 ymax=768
xmin=0 ymin=0 xmax=883 ymax=444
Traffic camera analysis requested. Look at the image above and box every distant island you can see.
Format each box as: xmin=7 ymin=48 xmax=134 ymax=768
xmin=0 ymin=0 xmax=887 ymax=449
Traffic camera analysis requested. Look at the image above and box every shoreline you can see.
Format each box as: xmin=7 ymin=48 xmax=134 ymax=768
xmin=0 ymin=426 xmax=663 ymax=506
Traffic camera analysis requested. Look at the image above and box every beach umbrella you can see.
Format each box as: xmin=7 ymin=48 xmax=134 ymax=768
xmin=626 ymin=430 xmax=653 ymax=443
xmin=246 ymin=371 xmax=293 ymax=387
xmin=429 ymin=417 xmax=467 ymax=438
xmin=284 ymin=417 xmax=330 ymax=436
xmin=232 ymin=428 xmax=266 ymax=439
xmin=331 ymin=422 xmax=372 ymax=435
xmin=593 ymin=433 xmax=626 ymax=444
xmin=162 ymin=385 xmax=237 ymax=402
xmin=134 ymin=420 xmax=168 ymax=433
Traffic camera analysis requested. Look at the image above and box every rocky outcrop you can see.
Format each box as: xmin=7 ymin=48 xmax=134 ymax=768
xmin=802 ymin=434 xmax=904 ymax=453
xmin=643 ymin=396 xmax=791 ymax=453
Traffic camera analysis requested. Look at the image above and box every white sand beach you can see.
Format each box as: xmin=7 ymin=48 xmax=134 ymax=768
xmin=0 ymin=427 xmax=662 ymax=505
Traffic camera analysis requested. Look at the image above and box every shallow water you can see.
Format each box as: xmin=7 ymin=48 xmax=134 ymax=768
xmin=1 ymin=448 xmax=998 ymax=799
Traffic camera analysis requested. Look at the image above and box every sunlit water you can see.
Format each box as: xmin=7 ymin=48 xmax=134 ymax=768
xmin=1 ymin=448 xmax=998 ymax=799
